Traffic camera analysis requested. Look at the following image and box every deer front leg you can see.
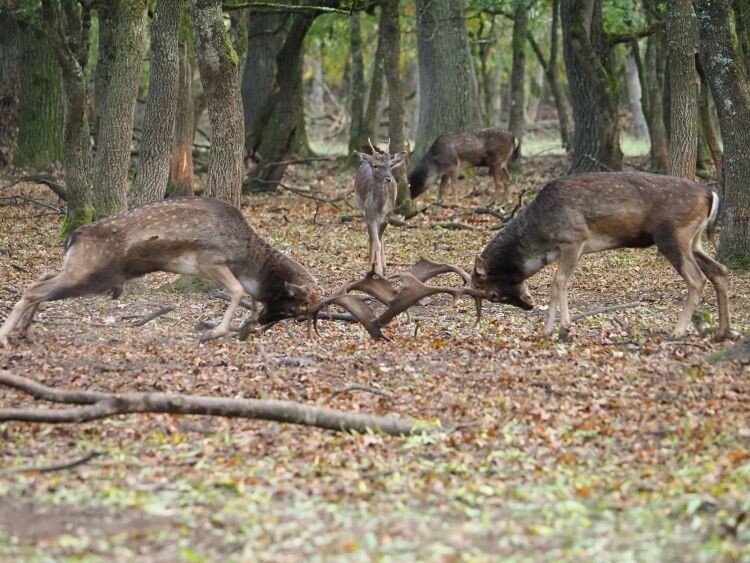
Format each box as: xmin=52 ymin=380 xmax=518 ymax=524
xmin=197 ymin=264 xmax=247 ymax=342
xmin=378 ymin=222 xmax=387 ymax=274
xmin=367 ymin=221 xmax=384 ymax=275
xmin=544 ymin=244 xmax=582 ymax=340
xmin=438 ymin=175 xmax=450 ymax=203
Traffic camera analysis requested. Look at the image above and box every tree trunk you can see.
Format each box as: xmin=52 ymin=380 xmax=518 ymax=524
xmin=241 ymin=10 xmax=287 ymax=160
xmin=624 ymin=47 xmax=648 ymax=139
xmin=310 ymin=40 xmax=324 ymax=110
xmin=732 ymin=0 xmax=750 ymax=77
xmin=666 ymin=0 xmax=698 ymax=179
xmin=560 ymin=0 xmax=622 ymax=172
xmin=380 ymin=0 xmax=412 ymax=216
xmin=191 ymin=0 xmax=244 ymax=207
xmin=0 ymin=8 xmax=20 ymax=167
xmin=696 ymin=0 xmax=750 ymax=267
xmin=169 ymin=39 xmax=195 ymax=197
xmin=130 ymin=0 xmax=181 ymax=208
xmin=526 ymin=60 xmax=545 ymax=124
xmin=348 ymin=11 xmax=366 ymax=158
xmin=353 ymin=27 xmax=385 ymax=152
xmin=92 ymin=0 xmax=148 ymax=218
xmin=13 ymin=26 xmax=64 ymax=168
xmin=42 ymin=0 xmax=94 ymax=236
xmin=694 ymin=53 xmax=723 ymax=176
xmin=508 ymin=0 xmax=528 ymax=147
xmin=413 ymin=0 xmax=482 ymax=163
xmin=643 ymin=31 xmax=669 ymax=170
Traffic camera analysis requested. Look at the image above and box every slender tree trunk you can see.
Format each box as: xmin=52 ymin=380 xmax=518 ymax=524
xmin=732 ymin=0 xmax=750 ymax=77
xmin=696 ymin=0 xmax=750 ymax=266
xmin=348 ymin=11 xmax=366 ymax=158
xmin=355 ymin=29 xmax=385 ymax=150
xmin=624 ymin=47 xmax=648 ymax=139
xmin=13 ymin=27 xmax=64 ymax=168
xmin=131 ymin=0 xmax=181 ymax=207
xmin=413 ymin=0 xmax=482 ymax=163
xmin=526 ymin=60 xmax=544 ymax=124
xmin=643 ymin=31 xmax=669 ymax=170
xmin=666 ymin=0 xmax=698 ymax=179
xmin=92 ymin=0 xmax=148 ymax=218
xmin=169 ymin=39 xmax=195 ymax=197
xmin=191 ymin=0 xmax=244 ymax=207
xmin=0 ymin=8 xmax=20 ymax=167
xmin=508 ymin=0 xmax=528 ymax=148
xmin=42 ymin=0 xmax=94 ymax=236
xmin=560 ymin=0 xmax=622 ymax=172
xmin=694 ymin=53 xmax=723 ymax=176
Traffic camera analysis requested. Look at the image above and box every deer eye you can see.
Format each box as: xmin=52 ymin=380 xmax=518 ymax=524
xmin=373 ymin=164 xmax=380 ymax=169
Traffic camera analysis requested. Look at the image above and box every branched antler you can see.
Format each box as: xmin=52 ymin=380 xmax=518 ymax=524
xmin=310 ymin=259 xmax=483 ymax=340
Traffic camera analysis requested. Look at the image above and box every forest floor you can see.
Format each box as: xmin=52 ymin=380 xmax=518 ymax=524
xmin=0 ymin=156 xmax=749 ymax=561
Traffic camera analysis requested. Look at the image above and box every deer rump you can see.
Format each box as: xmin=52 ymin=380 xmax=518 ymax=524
xmin=310 ymin=258 xmax=483 ymax=340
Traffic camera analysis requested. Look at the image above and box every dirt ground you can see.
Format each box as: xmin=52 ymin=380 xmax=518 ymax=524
xmin=1 ymin=158 xmax=749 ymax=561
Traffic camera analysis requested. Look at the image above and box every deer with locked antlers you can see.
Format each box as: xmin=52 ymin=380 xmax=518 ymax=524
xmin=409 ymin=126 xmax=520 ymax=204
xmin=353 ymin=139 xmax=406 ymax=275
xmin=0 ymin=197 xmax=320 ymax=345
xmin=471 ymin=171 xmax=733 ymax=341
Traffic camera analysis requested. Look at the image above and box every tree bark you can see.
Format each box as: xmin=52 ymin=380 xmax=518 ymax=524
xmin=508 ymin=0 xmax=529 ymax=148
xmin=352 ymin=25 xmax=385 ymax=153
xmin=42 ymin=0 xmax=94 ymax=236
xmin=0 ymin=8 xmax=20 ymax=167
xmin=560 ymin=0 xmax=623 ymax=172
xmin=413 ymin=0 xmax=482 ymax=163
xmin=92 ymin=0 xmax=148 ymax=218
xmin=130 ymin=0 xmax=181 ymax=208
xmin=191 ymin=0 xmax=244 ymax=207
xmin=665 ymin=0 xmax=698 ymax=179
xmin=624 ymin=47 xmax=648 ymax=139
xmin=694 ymin=53 xmax=723 ymax=176
xmin=13 ymin=25 xmax=64 ymax=168
xmin=643 ymin=31 xmax=669 ymax=170
xmin=696 ymin=0 xmax=750 ymax=266
xmin=169 ymin=39 xmax=195 ymax=197
xmin=732 ymin=0 xmax=750 ymax=77
xmin=347 ymin=11 xmax=366 ymax=158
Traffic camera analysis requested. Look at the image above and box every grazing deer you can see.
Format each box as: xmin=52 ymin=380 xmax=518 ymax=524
xmin=354 ymin=140 xmax=406 ymax=275
xmin=409 ymin=126 xmax=520 ymax=204
xmin=0 ymin=197 xmax=320 ymax=345
xmin=471 ymin=172 xmax=733 ymax=341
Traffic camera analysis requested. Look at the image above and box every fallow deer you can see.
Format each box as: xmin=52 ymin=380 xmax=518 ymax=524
xmin=409 ymin=127 xmax=520 ymax=204
xmin=354 ymin=140 xmax=406 ymax=275
xmin=0 ymin=197 xmax=320 ymax=345
xmin=471 ymin=172 xmax=733 ymax=341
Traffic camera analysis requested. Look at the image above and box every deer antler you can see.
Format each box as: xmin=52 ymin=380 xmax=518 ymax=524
xmin=367 ymin=137 xmax=378 ymax=155
xmin=310 ymin=260 xmax=482 ymax=340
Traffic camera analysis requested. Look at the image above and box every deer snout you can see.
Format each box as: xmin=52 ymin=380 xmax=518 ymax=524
xmin=384 ymin=176 xmax=393 ymax=183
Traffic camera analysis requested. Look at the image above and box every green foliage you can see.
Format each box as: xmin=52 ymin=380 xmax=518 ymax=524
xmin=9 ymin=0 xmax=42 ymax=27
xmin=602 ymin=0 xmax=646 ymax=35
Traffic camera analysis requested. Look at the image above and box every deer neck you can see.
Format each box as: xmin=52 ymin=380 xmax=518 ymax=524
xmin=234 ymin=238 xmax=313 ymax=301
xmin=483 ymin=220 xmax=552 ymax=283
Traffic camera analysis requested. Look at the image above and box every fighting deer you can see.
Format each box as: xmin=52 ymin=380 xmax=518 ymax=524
xmin=471 ymin=172 xmax=733 ymax=341
xmin=409 ymin=126 xmax=520 ymax=204
xmin=354 ymin=140 xmax=406 ymax=275
xmin=0 ymin=197 xmax=320 ymax=345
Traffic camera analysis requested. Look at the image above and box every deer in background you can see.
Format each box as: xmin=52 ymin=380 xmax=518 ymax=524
xmin=409 ymin=126 xmax=520 ymax=205
xmin=0 ymin=197 xmax=320 ymax=345
xmin=471 ymin=172 xmax=733 ymax=341
xmin=354 ymin=140 xmax=406 ymax=275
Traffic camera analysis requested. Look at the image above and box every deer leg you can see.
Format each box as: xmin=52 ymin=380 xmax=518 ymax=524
xmin=196 ymin=264 xmax=246 ymax=342
xmin=438 ymin=175 xmax=449 ymax=203
xmin=694 ymin=249 xmax=732 ymax=340
xmin=378 ymin=222 xmax=387 ymax=274
xmin=544 ymin=243 xmax=582 ymax=340
xmin=450 ymin=170 xmax=459 ymax=206
xmin=367 ymin=221 xmax=383 ymax=275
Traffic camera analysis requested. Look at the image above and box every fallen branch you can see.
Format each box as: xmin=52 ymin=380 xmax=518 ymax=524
xmin=131 ymin=306 xmax=175 ymax=327
xmin=433 ymin=222 xmax=481 ymax=231
xmin=5 ymin=175 xmax=67 ymax=200
xmin=0 ymin=371 xmax=429 ymax=436
xmin=571 ymin=302 xmax=647 ymax=322
xmin=331 ymin=385 xmax=394 ymax=400
xmin=0 ymin=451 xmax=101 ymax=475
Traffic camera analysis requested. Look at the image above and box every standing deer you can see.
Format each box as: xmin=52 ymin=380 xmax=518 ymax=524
xmin=471 ymin=172 xmax=733 ymax=341
xmin=0 ymin=197 xmax=320 ymax=345
xmin=409 ymin=127 xmax=519 ymax=204
xmin=354 ymin=140 xmax=406 ymax=275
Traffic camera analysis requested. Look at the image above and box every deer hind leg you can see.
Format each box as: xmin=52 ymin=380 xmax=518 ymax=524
xmin=489 ymin=162 xmax=511 ymax=203
xmin=196 ymin=264 xmax=246 ymax=342
xmin=438 ymin=175 xmax=450 ymax=203
xmin=544 ymin=243 xmax=583 ymax=340
xmin=694 ymin=249 xmax=732 ymax=340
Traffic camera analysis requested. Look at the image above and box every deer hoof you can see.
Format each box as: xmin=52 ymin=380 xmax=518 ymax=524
xmin=558 ymin=327 xmax=570 ymax=342
xmin=714 ymin=328 xmax=740 ymax=342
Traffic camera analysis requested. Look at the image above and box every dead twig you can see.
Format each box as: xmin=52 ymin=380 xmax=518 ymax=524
xmin=0 ymin=195 xmax=64 ymax=214
xmin=571 ymin=302 xmax=647 ymax=322
xmin=0 ymin=451 xmax=101 ymax=475
xmin=330 ymin=385 xmax=394 ymax=400
xmin=4 ymin=175 xmax=67 ymax=200
xmin=208 ymin=289 xmax=257 ymax=311
xmin=131 ymin=306 xmax=175 ymax=327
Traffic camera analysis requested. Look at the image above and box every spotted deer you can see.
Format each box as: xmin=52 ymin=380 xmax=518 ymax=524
xmin=354 ymin=140 xmax=406 ymax=275
xmin=0 ymin=197 xmax=320 ymax=344
xmin=471 ymin=172 xmax=733 ymax=341
xmin=409 ymin=126 xmax=519 ymax=204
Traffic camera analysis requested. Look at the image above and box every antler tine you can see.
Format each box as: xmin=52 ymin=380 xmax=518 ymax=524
xmin=367 ymin=137 xmax=377 ymax=155
xmin=406 ymin=257 xmax=473 ymax=286
xmin=386 ymin=137 xmax=391 ymax=153
xmin=312 ymin=294 xmax=386 ymax=340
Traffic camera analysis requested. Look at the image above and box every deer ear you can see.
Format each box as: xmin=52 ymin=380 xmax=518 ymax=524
xmin=354 ymin=150 xmax=372 ymax=165
xmin=390 ymin=152 xmax=407 ymax=170
xmin=285 ymin=281 xmax=312 ymax=299
xmin=474 ymin=255 xmax=488 ymax=277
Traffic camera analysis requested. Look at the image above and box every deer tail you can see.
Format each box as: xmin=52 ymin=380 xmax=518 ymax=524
xmin=510 ymin=136 xmax=521 ymax=164
xmin=706 ymin=190 xmax=721 ymax=243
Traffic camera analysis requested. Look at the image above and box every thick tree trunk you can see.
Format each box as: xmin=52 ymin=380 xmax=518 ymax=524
xmin=92 ymin=0 xmax=148 ymax=218
xmin=0 ymin=9 xmax=20 ymax=167
xmin=348 ymin=12 xmax=366 ymax=158
xmin=241 ymin=10 xmax=287 ymax=159
xmin=130 ymin=0 xmax=181 ymax=207
xmin=694 ymin=53 xmax=723 ymax=176
xmin=666 ymin=0 xmax=698 ymax=179
xmin=624 ymin=48 xmax=648 ymax=139
xmin=13 ymin=27 xmax=64 ymax=168
xmin=560 ymin=0 xmax=622 ymax=172
xmin=643 ymin=31 xmax=669 ymax=170
xmin=380 ymin=0 xmax=412 ymax=216
xmin=169 ymin=39 xmax=195 ymax=197
xmin=413 ymin=0 xmax=482 ymax=163
xmin=696 ymin=0 xmax=750 ymax=266
xmin=508 ymin=0 xmax=528 ymax=147
xmin=42 ymin=0 xmax=94 ymax=236
xmin=191 ymin=0 xmax=244 ymax=207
